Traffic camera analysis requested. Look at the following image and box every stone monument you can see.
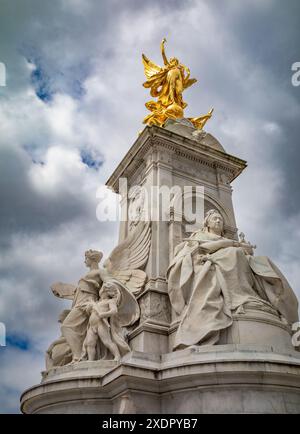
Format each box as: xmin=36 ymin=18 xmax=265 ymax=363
xmin=21 ymin=39 xmax=300 ymax=414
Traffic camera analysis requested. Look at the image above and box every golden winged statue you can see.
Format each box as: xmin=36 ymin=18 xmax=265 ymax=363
xmin=142 ymin=38 xmax=213 ymax=130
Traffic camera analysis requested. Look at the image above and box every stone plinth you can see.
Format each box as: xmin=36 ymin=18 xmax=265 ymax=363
xmin=21 ymin=344 xmax=300 ymax=414
xmin=20 ymin=122 xmax=300 ymax=414
xmin=169 ymin=308 xmax=295 ymax=354
xmin=106 ymin=122 xmax=247 ymax=350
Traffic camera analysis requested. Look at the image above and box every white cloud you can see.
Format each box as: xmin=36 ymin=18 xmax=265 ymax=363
xmin=29 ymin=146 xmax=88 ymax=194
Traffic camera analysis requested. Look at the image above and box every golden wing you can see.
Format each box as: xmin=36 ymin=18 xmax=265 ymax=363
xmin=142 ymin=54 xmax=162 ymax=80
xmin=184 ymin=77 xmax=197 ymax=90
xmin=189 ymin=108 xmax=214 ymax=130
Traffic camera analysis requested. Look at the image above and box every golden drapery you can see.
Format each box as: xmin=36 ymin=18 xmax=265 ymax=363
xmin=142 ymin=39 xmax=212 ymax=128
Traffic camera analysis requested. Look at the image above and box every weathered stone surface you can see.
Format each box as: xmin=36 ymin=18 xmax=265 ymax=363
xmin=21 ymin=345 xmax=300 ymax=414
xmin=138 ymin=291 xmax=171 ymax=324
xmin=21 ymin=122 xmax=300 ymax=414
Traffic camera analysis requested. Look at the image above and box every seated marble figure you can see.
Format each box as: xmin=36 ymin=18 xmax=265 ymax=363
xmin=167 ymin=209 xmax=299 ymax=350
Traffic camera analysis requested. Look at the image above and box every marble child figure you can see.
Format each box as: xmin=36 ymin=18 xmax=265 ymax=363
xmin=47 ymin=222 xmax=150 ymax=366
xmin=81 ymin=281 xmax=131 ymax=362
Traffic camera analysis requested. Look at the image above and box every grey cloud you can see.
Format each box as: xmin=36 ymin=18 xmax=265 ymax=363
xmin=0 ymin=145 xmax=100 ymax=248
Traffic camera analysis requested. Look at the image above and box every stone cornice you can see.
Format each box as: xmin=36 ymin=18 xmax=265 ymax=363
xmin=106 ymin=125 xmax=247 ymax=193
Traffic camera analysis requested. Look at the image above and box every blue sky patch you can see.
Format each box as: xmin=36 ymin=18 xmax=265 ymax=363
xmin=6 ymin=334 xmax=30 ymax=351
xmin=80 ymin=149 xmax=103 ymax=170
xmin=24 ymin=50 xmax=89 ymax=102
xmin=30 ymin=62 xmax=53 ymax=103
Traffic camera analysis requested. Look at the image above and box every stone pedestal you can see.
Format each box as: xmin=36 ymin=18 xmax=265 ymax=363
xmin=20 ymin=121 xmax=300 ymax=413
xmin=21 ymin=344 xmax=300 ymax=414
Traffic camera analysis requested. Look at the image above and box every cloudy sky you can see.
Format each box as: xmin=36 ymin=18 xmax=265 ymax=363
xmin=0 ymin=0 xmax=300 ymax=413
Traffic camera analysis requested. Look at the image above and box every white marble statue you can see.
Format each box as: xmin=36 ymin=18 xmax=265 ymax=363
xmin=48 ymin=222 xmax=150 ymax=366
xmin=45 ymin=309 xmax=72 ymax=370
xmin=167 ymin=209 xmax=299 ymax=350
xmin=80 ymin=281 xmax=139 ymax=361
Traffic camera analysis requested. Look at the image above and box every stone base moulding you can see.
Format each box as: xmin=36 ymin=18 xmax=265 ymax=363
xmin=21 ymin=344 xmax=300 ymax=414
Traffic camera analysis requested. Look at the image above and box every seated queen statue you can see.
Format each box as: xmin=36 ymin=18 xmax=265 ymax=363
xmin=167 ymin=209 xmax=299 ymax=350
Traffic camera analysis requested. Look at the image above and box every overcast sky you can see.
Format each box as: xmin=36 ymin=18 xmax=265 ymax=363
xmin=0 ymin=0 xmax=300 ymax=413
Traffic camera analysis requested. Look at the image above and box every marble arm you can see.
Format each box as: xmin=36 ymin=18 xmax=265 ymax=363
xmin=200 ymin=238 xmax=238 ymax=253
xmin=95 ymin=302 xmax=118 ymax=319
xmin=200 ymin=239 xmax=254 ymax=255
xmin=180 ymin=239 xmax=234 ymax=255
